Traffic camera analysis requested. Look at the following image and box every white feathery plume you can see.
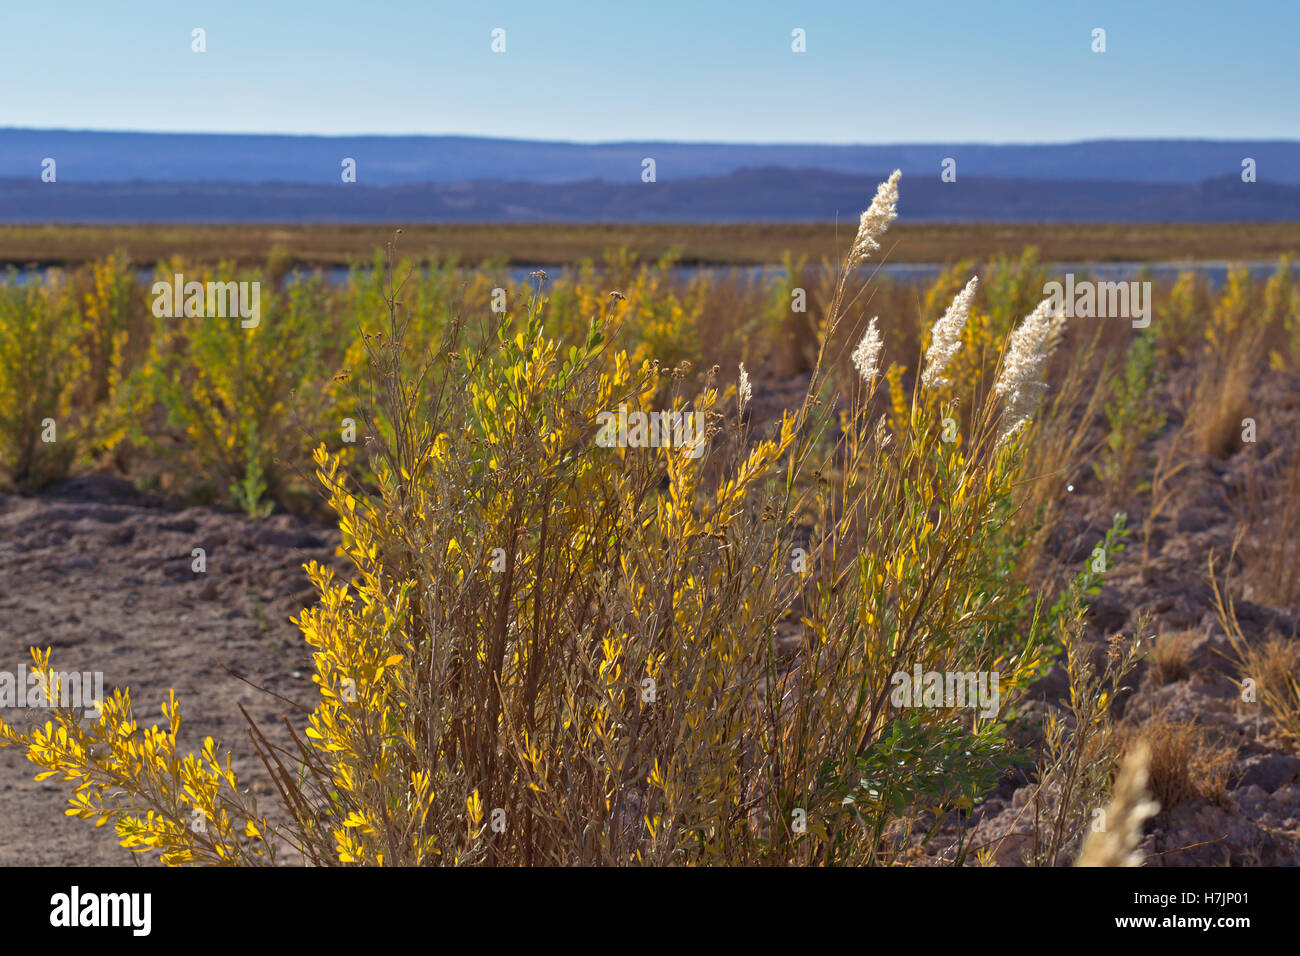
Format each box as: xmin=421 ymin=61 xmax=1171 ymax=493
xmin=851 ymin=317 xmax=884 ymax=382
xmin=995 ymin=296 xmax=1066 ymax=439
xmin=737 ymin=362 xmax=752 ymax=413
xmin=850 ymin=170 xmax=901 ymax=266
xmin=921 ymin=276 xmax=978 ymax=390
xmin=1045 ymin=307 xmax=1068 ymax=356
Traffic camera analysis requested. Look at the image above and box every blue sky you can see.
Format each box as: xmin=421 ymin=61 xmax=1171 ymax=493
xmin=3 ymin=0 xmax=1297 ymax=143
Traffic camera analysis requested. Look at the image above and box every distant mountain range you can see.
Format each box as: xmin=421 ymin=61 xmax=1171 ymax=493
xmin=4 ymin=130 xmax=1299 ymax=186
xmin=1 ymin=129 xmax=1297 ymax=222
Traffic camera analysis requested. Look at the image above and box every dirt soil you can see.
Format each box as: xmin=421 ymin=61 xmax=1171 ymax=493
xmin=0 ymin=476 xmax=343 ymax=865
xmin=926 ymin=363 xmax=1300 ymax=866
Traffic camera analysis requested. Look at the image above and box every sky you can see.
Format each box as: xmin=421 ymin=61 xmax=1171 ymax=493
xmin=2 ymin=0 xmax=1297 ymax=143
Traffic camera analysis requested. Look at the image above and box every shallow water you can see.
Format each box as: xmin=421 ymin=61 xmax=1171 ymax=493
xmin=4 ymin=259 xmax=1296 ymax=290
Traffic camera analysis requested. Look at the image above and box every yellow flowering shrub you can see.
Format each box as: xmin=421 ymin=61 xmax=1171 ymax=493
xmin=1206 ymin=264 xmax=1253 ymax=356
xmin=2 ymin=205 xmax=1064 ymax=865
xmin=138 ymin=259 xmax=341 ymax=511
xmin=1264 ymin=257 xmax=1299 ymax=370
xmin=1156 ymin=269 xmax=1203 ymax=359
xmin=0 ymin=270 xmax=81 ymax=487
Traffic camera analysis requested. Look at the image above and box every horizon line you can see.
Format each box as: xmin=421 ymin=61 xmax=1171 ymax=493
xmin=4 ymin=127 xmax=1300 ymax=148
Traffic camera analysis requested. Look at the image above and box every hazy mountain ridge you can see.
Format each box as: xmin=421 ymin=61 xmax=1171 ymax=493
xmin=2 ymin=167 xmax=1296 ymax=223
xmin=2 ymin=129 xmax=1298 ymax=186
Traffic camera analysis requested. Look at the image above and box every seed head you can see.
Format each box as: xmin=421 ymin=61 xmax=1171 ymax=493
xmin=737 ymin=363 xmax=752 ymax=413
xmin=850 ymin=170 xmax=901 ymax=266
xmin=995 ymin=296 xmax=1066 ymax=440
xmin=851 ymin=317 xmax=884 ymax=383
xmin=921 ymin=276 xmax=978 ymax=390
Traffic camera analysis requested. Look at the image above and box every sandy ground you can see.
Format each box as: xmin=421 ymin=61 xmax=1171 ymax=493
xmin=0 ymin=476 xmax=342 ymax=865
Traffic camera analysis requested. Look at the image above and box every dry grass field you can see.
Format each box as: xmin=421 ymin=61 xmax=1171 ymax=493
xmin=5 ymin=221 xmax=1300 ymax=270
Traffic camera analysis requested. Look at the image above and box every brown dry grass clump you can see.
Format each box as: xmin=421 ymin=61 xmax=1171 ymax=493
xmin=1232 ymin=634 xmax=1300 ymax=748
xmin=1213 ymin=552 xmax=1300 ymax=750
xmin=1127 ymin=713 xmax=1236 ymax=810
xmin=1146 ymin=631 xmax=1197 ymax=686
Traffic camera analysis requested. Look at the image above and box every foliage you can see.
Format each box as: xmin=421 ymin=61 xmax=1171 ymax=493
xmin=4 ymin=236 xmax=1296 ymax=867
xmin=0 ymin=271 xmax=81 ymax=488
xmin=137 ymin=261 xmax=339 ymax=508
xmin=3 ymin=208 xmax=1058 ymax=865
xmin=1094 ymin=333 xmax=1165 ymax=505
